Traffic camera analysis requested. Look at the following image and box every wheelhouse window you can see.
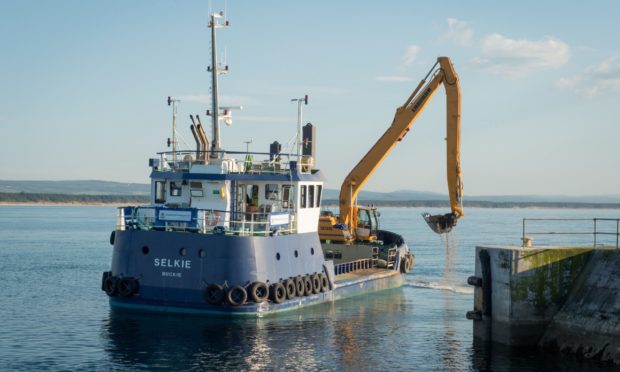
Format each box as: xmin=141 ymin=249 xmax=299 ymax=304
xmin=309 ymin=185 xmax=315 ymax=208
xmin=282 ymin=185 xmax=292 ymax=209
xmin=190 ymin=182 xmax=203 ymax=197
xmin=300 ymin=185 xmax=307 ymax=208
xmin=155 ymin=181 xmax=166 ymax=204
xmin=316 ymin=185 xmax=322 ymax=207
xmin=170 ymin=182 xmax=182 ymax=197
xmin=265 ymin=184 xmax=279 ymax=200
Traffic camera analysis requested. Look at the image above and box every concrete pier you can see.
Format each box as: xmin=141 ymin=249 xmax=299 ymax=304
xmin=469 ymin=245 xmax=620 ymax=363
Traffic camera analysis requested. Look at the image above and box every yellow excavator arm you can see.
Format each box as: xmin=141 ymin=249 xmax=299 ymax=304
xmin=338 ymin=56 xmax=463 ymax=236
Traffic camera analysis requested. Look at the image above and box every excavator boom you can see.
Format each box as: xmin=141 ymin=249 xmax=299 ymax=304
xmin=338 ymin=56 xmax=463 ymax=236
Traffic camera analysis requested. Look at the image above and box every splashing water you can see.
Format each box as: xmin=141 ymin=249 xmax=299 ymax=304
xmin=440 ymin=231 xmax=458 ymax=287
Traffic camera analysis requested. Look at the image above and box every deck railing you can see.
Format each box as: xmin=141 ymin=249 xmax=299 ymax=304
xmin=334 ymin=258 xmax=377 ymax=276
xmin=522 ymin=218 xmax=620 ymax=248
xmin=152 ymin=150 xmax=313 ymax=175
xmin=117 ymin=206 xmax=296 ymax=236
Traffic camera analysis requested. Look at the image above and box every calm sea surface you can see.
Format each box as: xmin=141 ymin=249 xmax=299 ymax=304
xmin=1 ymin=206 xmax=619 ymax=371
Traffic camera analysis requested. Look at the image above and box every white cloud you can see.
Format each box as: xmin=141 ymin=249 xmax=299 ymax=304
xmin=472 ymin=34 xmax=570 ymax=77
xmin=375 ymin=45 xmax=420 ymax=83
xmin=375 ymin=76 xmax=413 ymax=82
xmin=556 ymin=56 xmax=620 ymax=96
xmin=401 ymin=45 xmax=421 ymax=66
xmin=444 ymin=18 xmax=474 ymax=46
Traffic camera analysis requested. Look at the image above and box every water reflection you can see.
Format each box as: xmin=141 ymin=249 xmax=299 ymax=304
xmin=101 ymin=289 xmax=409 ymax=370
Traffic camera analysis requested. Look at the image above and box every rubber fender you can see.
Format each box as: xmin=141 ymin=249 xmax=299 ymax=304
xmin=319 ymin=273 xmax=329 ymax=292
xmin=303 ymin=276 xmax=313 ymax=296
xmin=226 ymin=285 xmax=247 ymax=306
xmin=249 ymin=282 xmax=269 ymax=303
xmin=118 ymin=277 xmax=139 ymax=297
xmin=466 ymin=310 xmax=482 ymax=320
xmin=467 ymin=276 xmax=483 ymax=287
xmin=270 ymin=282 xmax=286 ymax=304
xmin=204 ymin=284 xmax=225 ymax=305
xmin=103 ymin=275 xmax=118 ymax=297
xmin=284 ymin=279 xmax=296 ymax=300
xmin=311 ymin=274 xmax=321 ymax=294
xmin=109 ymin=231 xmax=116 ymax=245
xmin=294 ymin=276 xmax=305 ymax=297
xmin=101 ymin=271 xmax=111 ymax=292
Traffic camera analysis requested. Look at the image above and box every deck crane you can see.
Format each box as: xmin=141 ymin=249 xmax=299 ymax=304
xmin=319 ymin=56 xmax=464 ymax=242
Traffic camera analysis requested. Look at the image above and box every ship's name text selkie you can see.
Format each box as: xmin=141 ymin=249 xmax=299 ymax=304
xmin=154 ymin=258 xmax=192 ymax=269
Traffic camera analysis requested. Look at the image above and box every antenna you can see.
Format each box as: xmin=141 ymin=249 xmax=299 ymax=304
xmin=167 ymin=96 xmax=181 ymax=162
xmin=244 ymin=139 xmax=253 ymax=153
xmin=208 ymin=10 xmax=230 ymax=159
xmin=290 ymin=95 xmax=309 ymax=160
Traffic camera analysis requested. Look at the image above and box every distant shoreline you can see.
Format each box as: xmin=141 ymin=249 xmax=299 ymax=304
xmin=1 ymin=193 xmax=619 ymax=209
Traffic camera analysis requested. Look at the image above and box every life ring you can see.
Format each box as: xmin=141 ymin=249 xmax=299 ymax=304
xmin=204 ymin=284 xmax=225 ymax=305
xmin=311 ymin=274 xmax=321 ymax=294
xmin=270 ymin=282 xmax=286 ymax=304
xmin=249 ymin=281 xmax=269 ymax=303
xmin=284 ymin=279 xmax=296 ymax=299
xmin=205 ymin=210 xmax=221 ymax=226
xmin=226 ymin=285 xmax=247 ymax=306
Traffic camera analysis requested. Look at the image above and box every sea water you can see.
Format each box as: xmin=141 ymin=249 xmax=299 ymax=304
xmin=0 ymin=206 xmax=618 ymax=371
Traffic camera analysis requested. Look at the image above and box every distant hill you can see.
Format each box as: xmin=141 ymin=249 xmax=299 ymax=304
xmin=1 ymin=180 xmax=619 ymax=205
xmin=0 ymin=180 xmax=149 ymax=195
xmin=322 ymin=189 xmax=620 ymax=204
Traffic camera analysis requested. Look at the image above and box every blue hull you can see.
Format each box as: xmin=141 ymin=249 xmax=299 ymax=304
xmin=104 ymin=227 xmax=411 ymax=316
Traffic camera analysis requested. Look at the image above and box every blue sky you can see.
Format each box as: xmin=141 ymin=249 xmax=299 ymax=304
xmin=1 ymin=1 xmax=619 ymax=196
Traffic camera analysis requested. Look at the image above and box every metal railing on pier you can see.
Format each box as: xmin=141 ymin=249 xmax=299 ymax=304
xmin=522 ymin=218 xmax=620 ymax=248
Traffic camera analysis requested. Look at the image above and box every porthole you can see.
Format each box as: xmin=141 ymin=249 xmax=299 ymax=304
xmin=142 ymin=246 xmax=150 ymax=255
xmin=198 ymin=249 xmax=206 ymax=258
xmin=179 ymin=247 xmax=187 ymax=256
xmin=276 ymin=253 xmax=281 ymax=261
xmin=310 ymin=247 xmax=315 ymax=255
xmin=294 ymin=250 xmax=299 ymax=258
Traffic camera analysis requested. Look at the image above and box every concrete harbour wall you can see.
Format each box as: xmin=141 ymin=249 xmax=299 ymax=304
xmin=469 ymin=245 xmax=620 ymax=363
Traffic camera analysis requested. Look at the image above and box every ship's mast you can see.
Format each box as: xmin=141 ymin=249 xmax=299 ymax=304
xmin=208 ymin=11 xmax=229 ymax=159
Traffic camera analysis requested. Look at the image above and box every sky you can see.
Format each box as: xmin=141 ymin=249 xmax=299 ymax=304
xmin=1 ymin=1 xmax=619 ymax=196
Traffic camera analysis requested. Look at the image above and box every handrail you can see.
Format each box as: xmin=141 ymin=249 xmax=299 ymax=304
xmin=334 ymin=258 xmax=377 ymax=275
xmin=522 ymin=218 xmax=620 ymax=248
xmin=116 ymin=206 xmax=296 ymax=237
xmin=152 ymin=149 xmax=313 ymax=174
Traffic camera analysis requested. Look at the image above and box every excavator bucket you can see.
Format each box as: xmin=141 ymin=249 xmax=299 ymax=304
xmin=422 ymin=212 xmax=457 ymax=234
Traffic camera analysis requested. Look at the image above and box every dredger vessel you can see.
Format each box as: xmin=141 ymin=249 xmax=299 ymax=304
xmin=101 ymin=12 xmax=463 ymax=315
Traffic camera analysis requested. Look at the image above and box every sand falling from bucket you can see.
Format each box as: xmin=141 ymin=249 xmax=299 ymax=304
xmin=440 ymin=231 xmax=457 ymax=286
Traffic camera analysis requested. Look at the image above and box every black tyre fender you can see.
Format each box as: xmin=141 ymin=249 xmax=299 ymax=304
xmin=109 ymin=231 xmax=116 ymax=245
xmin=118 ymin=277 xmax=138 ymax=297
xmin=226 ymin=285 xmax=247 ymax=306
xmin=294 ymin=276 xmax=305 ymax=297
xmin=204 ymin=284 xmax=225 ymax=305
xmin=270 ymin=282 xmax=286 ymax=304
xmin=249 ymin=281 xmax=269 ymax=303
xmin=311 ymin=274 xmax=321 ymax=294
xmin=319 ymin=273 xmax=329 ymax=292
xmin=303 ymin=276 xmax=313 ymax=296
xmin=284 ymin=279 xmax=296 ymax=299
xmin=103 ymin=275 xmax=118 ymax=297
